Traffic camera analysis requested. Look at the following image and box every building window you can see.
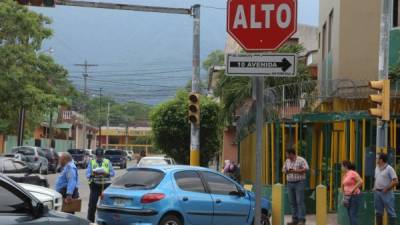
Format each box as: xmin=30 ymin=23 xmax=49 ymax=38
xmin=395 ymin=0 xmax=399 ymax=27
xmin=322 ymin=23 xmax=327 ymax=60
xmin=328 ymin=10 xmax=333 ymax=52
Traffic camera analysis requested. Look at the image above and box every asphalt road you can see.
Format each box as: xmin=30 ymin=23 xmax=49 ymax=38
xmin=47 ymin=160 xmax=136 ymax=219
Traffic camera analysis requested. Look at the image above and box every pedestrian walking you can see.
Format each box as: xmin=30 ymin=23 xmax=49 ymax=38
xmin=283 ymin=148 xmax=309 ymax=225
xmin=86 ymin=148 xmax=115 ymax=222
xmin=374 ymin=153 xmax=398 ymax=225
xmin=55 ymin=152 xmax=79 ymax=214
xmin=224 ymin=160 xmax=240 ymax=181
xmin=341 ymin=160 xmax=363 ymax=225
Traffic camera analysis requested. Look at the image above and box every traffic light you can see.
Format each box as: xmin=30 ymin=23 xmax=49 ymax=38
xmin=16 ymin=0 xmax=55 ymax=7
xmin=368 ymin=79 xmax=390 ymax=121
xmin=188 ymin=93 xmax=200 ymax=127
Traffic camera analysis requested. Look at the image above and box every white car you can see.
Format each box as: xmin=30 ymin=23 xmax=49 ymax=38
xmin=19 ymin=183 xmax=62 ymax=211
xmin=137 ymin=156 xmax=176 ymax=167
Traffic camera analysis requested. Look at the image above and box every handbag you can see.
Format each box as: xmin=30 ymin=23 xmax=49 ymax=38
xmin=342 ymin=195 xmax=351 ymax=208
xmin=62 ymin=198 xmax=82 ymax=213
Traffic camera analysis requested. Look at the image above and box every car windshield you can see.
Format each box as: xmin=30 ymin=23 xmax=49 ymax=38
xmin=105 ymin=150 xmax=122 ymax=155
xmin=112 ymin=168 xmax=165 ymax=189
xmin=139 ymin=158 xmax=169 ymax=166
xmin=68 ymin=149 xmax=85 ymax=155
xmin=12 ymin=147 xmax=35 ymax=156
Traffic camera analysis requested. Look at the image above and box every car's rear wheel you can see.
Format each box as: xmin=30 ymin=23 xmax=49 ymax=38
xmin=159 ymin=214 xmax=182 ymax=225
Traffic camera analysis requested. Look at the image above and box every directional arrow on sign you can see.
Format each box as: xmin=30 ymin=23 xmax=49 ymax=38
xmin=226 ymin=54 xmax=297 ymax=77
xmin=277 ymin=58 xmax=292 ymax=72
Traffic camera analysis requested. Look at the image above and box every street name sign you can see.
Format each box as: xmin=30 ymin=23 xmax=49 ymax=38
xmin=227 ymin=0 xmax=297 ymax=51
xmin=226 ymin=54 xmax=297 ymax=76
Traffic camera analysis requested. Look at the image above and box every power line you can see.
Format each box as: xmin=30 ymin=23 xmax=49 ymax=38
xmin=68 ymin=68 xmax=192 ymax=77
xmin=201 ymin=5 xmax=226 ymax=10
xmin=67 ymin=66 xmax=192 ymax=74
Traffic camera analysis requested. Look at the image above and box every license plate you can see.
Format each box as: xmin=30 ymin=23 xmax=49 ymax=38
xmin=113 ymin=198 xmax=131 ymax=207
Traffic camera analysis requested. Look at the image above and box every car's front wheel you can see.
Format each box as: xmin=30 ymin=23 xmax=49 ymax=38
xmin=159 ymin=214 xmax=182 ymax=225
xmin=260 ymin=211 xmax=270 ymax=225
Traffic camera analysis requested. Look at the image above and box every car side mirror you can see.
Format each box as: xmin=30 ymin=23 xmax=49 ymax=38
xmin=230 ymin=189 xmax=246 ymax=197
xmin=32 ymin=202 xmax=48 ymax=218
xmin=239 ymin=189 xmax=246 ymax=197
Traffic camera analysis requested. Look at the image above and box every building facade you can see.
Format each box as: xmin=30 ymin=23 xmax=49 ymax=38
xmin=236 ymin=0 xmax=400 ymax=216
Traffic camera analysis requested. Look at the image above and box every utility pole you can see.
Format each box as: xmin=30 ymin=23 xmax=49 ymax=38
xmin=190 ymin=4 xmax=201 ymax=166
xmin=98 ymin=87 xmax=103 ymax=148
xmin=125 ymin=124 xmax=129 ymax=151
xmin=75 ymin=60 xmax=98 ymax=149
xmin=376 ymin=0 xmax=393 ymax=154
xmin=17 ymin=107 xmax=26 ymax=146
xmin=106 ymin=102 xmax=110 ymax=149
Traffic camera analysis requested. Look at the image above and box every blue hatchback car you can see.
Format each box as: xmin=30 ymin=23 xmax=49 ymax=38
xmin=96 ymin=165 xmax=271 ymax=225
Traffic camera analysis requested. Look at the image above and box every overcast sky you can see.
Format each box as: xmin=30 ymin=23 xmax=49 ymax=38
xmin=33 ymin=0 xmax=319 ymax=105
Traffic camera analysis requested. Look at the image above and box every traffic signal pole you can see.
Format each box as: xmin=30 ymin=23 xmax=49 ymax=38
xmin=55 ymin=0 xmax=201 ymax=164
xmin=254 ymin=77 xmax=264 ymax=225
xmin=376 ymin=0 xmax=393 ymax=153
xmin=190 ymin=5 xmax=201 ymax=166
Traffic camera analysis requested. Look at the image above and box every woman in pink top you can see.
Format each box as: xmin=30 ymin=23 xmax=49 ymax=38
xmin=341 ymin=160 xmax=363 ymax=225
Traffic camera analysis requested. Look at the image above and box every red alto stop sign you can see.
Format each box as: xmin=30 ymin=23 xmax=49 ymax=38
xmin=227 ymin=0 xmax=297 ymax=52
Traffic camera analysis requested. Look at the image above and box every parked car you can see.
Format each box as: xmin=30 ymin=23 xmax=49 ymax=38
xmin=2 ymin=153 xmax=29 ymax=162
xmin=41 ymin=148 xmax=59 ymax=173
xmin=137 ymin=156 xmax=176 ymax=167
xmin=11 ymin=146 xmax=49 ymax=174
xmin=0 ymin=157 xmax=49 ymax=187
xmin=67 ymin=149 xmax=89 ymax=169
xmin=97 ymin=166 xmax=271 ymax=225
xmin=104 ymin=149 xmax=128 ymax=169
xmin=19 ymin=183 xmax=62 ymax=211
xmin=0 ymin=174 xmax=92 ymax=225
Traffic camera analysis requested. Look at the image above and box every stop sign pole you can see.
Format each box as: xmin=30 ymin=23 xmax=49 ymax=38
xmin=227 ymin=1 xmax=297 ymax=225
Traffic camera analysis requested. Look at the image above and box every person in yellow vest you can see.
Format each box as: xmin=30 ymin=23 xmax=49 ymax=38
xmin=86 ymin=148 xmax=115 ymax=222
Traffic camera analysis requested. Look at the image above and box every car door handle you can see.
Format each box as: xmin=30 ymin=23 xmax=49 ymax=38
xmin=182 ymin=197 xmax=189 ymax=202
xmin=216 ymin=199 xmax=222 ymax=204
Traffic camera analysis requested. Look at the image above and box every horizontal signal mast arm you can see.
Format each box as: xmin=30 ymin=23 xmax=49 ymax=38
xmin=55 ymin=0 xmax=192 ymax=15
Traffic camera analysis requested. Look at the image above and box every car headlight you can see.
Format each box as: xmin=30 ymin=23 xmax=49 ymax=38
xmin=43 ymin=200 xmax=54 ymax=209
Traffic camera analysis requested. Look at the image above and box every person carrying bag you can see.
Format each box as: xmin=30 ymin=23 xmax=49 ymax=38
xmin=55 ymin=152 xmax=81 ymax=214
xmin=341 ymin=160 xmax=363 ymax=225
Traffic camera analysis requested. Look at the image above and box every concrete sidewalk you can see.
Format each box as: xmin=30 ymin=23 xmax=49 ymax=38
xmin=283 ymin=214 xmax=338 ymax=225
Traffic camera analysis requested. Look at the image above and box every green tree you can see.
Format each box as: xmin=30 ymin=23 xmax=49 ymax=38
xmin=0 ymin=0 xmax=73 ymax=134
xmin=151 ymin=90 xmax=223 ymax=166
xmin=202 ymin=50 xmax=225 ymax=70
xmin=214 ymin=43 xmax=312 ymax=123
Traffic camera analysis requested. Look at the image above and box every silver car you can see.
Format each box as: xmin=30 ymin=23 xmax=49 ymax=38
xmin=0 ymin=174 xmax=93 ymax=225
xmin=12 ymin=146 xmax=49 ymax=174
xmin=137 ymin=156 xmax=177 ymax=167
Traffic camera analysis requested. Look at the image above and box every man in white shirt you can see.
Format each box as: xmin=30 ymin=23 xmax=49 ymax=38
xmin=283 ymin=148 xmax=309 ymax=225
xmin=374 ymin=153 xmax=398 ymax=225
